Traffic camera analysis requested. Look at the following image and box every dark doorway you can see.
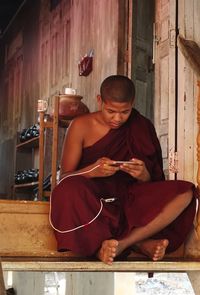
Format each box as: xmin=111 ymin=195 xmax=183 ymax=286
xmin=132 ymin=0 xmax=155 ymax=121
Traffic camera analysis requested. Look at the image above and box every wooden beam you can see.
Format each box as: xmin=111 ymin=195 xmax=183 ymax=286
xmin=2 ymin=259 xmax=200 ymax=273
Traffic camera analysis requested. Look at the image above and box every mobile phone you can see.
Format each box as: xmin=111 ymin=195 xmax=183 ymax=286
xmin=110 ymin=161 xmax=134 ymax=166
xmin=115 ymin=161 xmax=134 ymax=164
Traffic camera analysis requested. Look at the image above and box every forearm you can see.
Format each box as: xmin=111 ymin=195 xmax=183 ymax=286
xmin=60 ymin=163 xmax=100 ymax=180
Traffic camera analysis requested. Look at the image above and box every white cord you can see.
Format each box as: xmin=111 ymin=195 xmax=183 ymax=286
xmin=58 ymin=164 xmax=100 ymax=185
xmin=49 ymin=164 xmax=116 ymax=233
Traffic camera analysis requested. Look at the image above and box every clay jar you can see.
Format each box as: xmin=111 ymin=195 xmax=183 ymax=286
xmin=58 ymin=94 xmax=89 ymax=120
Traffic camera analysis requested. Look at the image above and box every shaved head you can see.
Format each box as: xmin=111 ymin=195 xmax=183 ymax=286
xmin=100 ymin=75 xmax=135 ymax=103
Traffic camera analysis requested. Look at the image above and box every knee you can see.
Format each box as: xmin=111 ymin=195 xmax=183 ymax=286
xmin=180 ymin=189 xmax=193 ymax=206
xmin=186 ymin=189 xmax=193 ymax=200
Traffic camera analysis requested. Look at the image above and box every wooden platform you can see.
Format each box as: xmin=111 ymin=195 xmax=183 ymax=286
xmin=1 ymin=199 xmax=200 ymax=274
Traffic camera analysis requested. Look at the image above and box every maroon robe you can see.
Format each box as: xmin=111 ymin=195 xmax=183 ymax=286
xmin=51 ymin=109 xmax=197 ymax=256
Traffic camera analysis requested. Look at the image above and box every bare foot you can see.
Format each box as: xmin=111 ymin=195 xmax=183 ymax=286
xmin=136 ymin=239 xmax=169 ymax=261
xmin=97 ymin=239 xmax=120 ymax=265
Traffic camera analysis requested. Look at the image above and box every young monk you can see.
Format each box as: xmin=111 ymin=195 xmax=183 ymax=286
xmin=50 ymin=75 xmax=197 ymax=265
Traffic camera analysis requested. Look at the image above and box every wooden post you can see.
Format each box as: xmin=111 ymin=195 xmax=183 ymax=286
xmin=0 ymin=259 xmax=6 ymax=295
xmin=38 ymin=111 xmax=45 ymax=200
xmin=196 ymin=80 xmax=200 ymax=238
xmin=51 ymin=96 xmax=59 ymax=191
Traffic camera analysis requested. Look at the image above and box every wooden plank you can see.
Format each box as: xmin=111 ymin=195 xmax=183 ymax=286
xmin=2 ymin=259 xmax=200 ymax=273
xmin=0 ymin=200 xmax=49 ymax=213
xmin=0 ymin=200 xmax=57 ymax=255
xmin=117 ymin=0 xmax=127 ymax=75
xmin=177 ymin=0 xmax=198 ymax=183
xmin=154 ymin=0 xmax=176 ymax=179
xmin=0 ymin=260 xmax=6 ymax=295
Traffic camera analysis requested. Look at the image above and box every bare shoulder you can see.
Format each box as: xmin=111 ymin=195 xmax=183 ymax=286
xmin=69 ymin=112 xmax=97 ymax=132
xmin=66 ymin=111 xmax=110 ymax=148
xmin=61 ymin=113 xmax=96 ymax=173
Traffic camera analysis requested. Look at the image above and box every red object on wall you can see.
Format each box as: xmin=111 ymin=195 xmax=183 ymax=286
xmin=78 ymin=49 xmax=94 ymax=76
xmin=78 ymin=55 xmax=93 ymax=76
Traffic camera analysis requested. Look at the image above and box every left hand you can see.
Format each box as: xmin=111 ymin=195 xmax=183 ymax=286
xmin=119 ymin=158 xmax=150 ymax=182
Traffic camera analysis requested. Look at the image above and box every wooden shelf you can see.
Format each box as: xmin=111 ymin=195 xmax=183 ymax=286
xmin=14 ymin=134 xmax=39 ymax=199
xmin=16 ymin=137 xmax=39 ymax=150
xmin=14 ymin=182 xmax=39 ymax=190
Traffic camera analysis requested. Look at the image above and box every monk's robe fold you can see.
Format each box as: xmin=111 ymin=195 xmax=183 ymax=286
xmin=51 ymin=109 xmax=197 ymax=256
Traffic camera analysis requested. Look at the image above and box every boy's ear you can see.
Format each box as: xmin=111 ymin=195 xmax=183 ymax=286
xmin=97 ymin=95 xmax=102 ymax=103
xmin=97 ymin=95 xmax=103 ymax=109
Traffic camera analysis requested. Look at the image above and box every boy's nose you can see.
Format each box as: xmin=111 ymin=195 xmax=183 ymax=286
xmin=114 ymin=113 xmax=123 ymax=121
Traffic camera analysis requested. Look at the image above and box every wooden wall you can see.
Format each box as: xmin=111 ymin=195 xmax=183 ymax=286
xmin=177 ymin=0 xmax=200 ymax=183
xmin=153 ymin=0 xmax=200 ymax=183
xmin=0 ymin=0 xmax=127 ymax=197
xmin=39 ymin=0 xmax=124 ymax=112
xmin=0 ymin=0 xmax=41 ymax=197
xmin=0 ymin=0 xmax=199 ymax=198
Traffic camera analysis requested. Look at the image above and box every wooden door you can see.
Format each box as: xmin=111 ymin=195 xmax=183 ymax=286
xmin=132 ymin=0 xmax=155 ymax=121
xmin=154 ymin=0 xmax=177 ymax=179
